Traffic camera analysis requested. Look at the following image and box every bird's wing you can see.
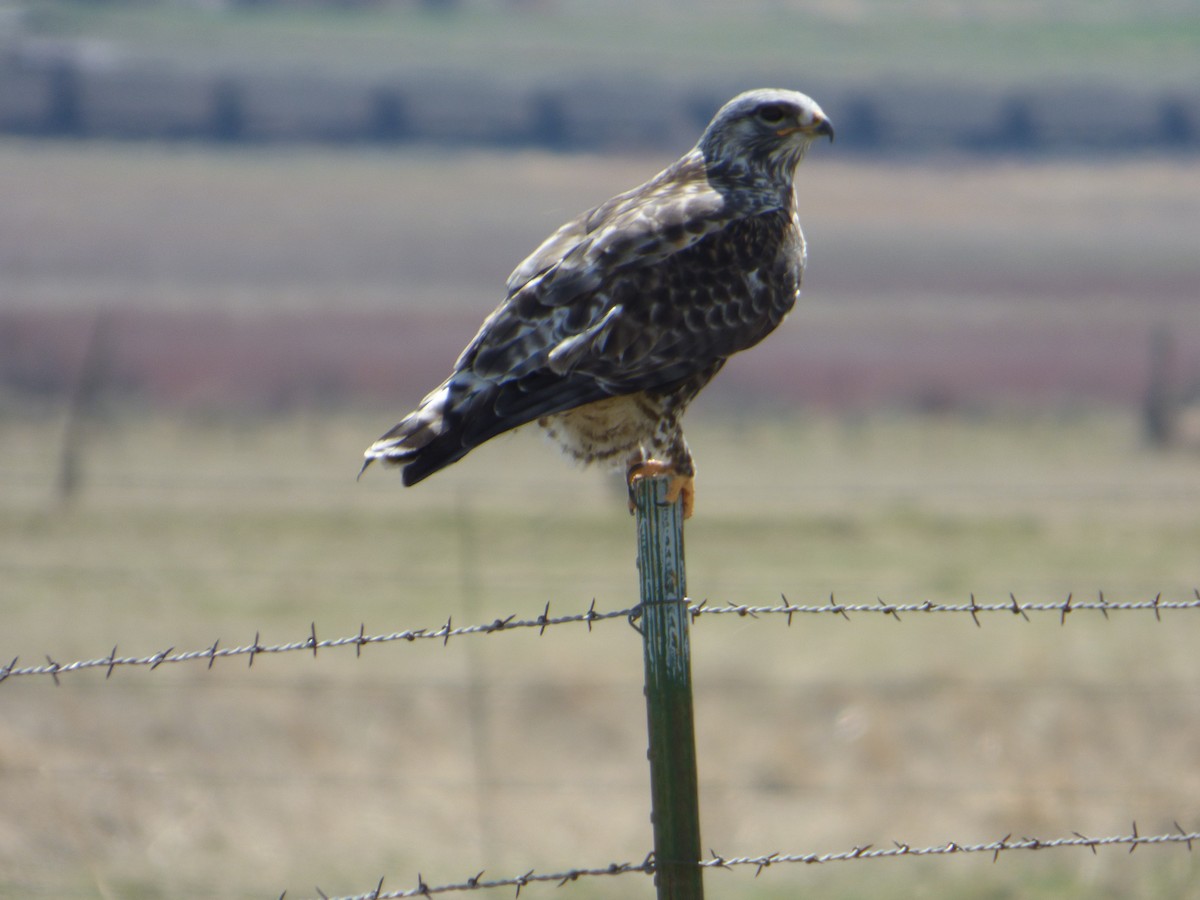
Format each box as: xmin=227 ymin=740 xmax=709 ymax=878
xmin=503 ymin=155 xmax=722 ymax=296
xmin=457 ymin=153 xmax=753 ymax=386
xmin=454 ymin=206 xmax=800 ymax=436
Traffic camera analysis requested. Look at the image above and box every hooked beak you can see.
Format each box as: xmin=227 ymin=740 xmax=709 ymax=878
xmin=776 ymin=115 xmax=835 ymax=143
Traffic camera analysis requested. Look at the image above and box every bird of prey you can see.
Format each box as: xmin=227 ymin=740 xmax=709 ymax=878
xmin=362 ymin=88 xmax=833 ymax=518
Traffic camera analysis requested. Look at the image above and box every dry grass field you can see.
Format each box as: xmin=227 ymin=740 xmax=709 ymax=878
xmin=3 ymin=408 xmax=1200 ymax=899
xmin=2 ymin=140 xmax=1200 ymax=897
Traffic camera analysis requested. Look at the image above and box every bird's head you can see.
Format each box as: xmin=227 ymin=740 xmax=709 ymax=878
xmin=698 ymin=88 xmax=833 ymax=180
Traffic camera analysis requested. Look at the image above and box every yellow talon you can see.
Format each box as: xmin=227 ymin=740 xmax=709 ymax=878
xmin=627 ymin=460 xmax=695 ymax=519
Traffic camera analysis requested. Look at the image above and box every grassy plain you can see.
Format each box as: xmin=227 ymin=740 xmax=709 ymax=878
xmin=3 ymin=406 xmax=1200 ymax=899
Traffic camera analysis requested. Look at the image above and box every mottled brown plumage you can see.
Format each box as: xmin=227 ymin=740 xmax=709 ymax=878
xmin=363 ymin=88 xmax=833 ymax=516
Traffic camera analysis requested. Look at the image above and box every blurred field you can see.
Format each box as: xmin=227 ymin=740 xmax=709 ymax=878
xmin=3 ymin=142 xmax=1198 ymax=311
xmin=2 ymin=135 xmax=1200 ymax=896
xmin=2 ymin=142 xmax=1199 ymax=414
xmin=3 ymin=406 xmax=1200 ymax=898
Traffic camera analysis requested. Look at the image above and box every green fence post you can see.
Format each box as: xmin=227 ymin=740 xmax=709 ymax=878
xmin=633 ymin=475 xmax=705 ymax=899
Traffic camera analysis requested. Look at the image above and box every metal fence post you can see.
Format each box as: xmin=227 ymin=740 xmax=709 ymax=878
xmin=633 ymin=475 xmax=705 ymax=899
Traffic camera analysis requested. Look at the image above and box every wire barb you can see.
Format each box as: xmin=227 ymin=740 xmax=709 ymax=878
xmin=150 ymin=647 xmax=174 ymax=670
xmin=1010 ymin=593 xmax=1029 ymax=621
xmin=968 ymin=594 xmax=981 ymax=627
xmin=1174 ymin=821 xmax=1194 ymax=852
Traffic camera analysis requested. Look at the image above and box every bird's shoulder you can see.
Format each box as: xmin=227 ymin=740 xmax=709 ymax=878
xmin=504 ymin=151 xmax=747 ymax=297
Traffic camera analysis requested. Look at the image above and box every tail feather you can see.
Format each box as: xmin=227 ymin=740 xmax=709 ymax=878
xmin=362 ymin=369 xmax=618 ymax=486
xmin=361 ymin=383 xmax=453 ymax=478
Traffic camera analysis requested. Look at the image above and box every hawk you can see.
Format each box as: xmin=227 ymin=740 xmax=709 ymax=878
xmin=363 ymin=88 xmax=833 ymax=517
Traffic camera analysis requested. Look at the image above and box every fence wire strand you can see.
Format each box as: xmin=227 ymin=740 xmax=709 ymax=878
xmin=4 ymin=590 xmax=1200 ymax=684
xmin=294 ymin=825 xmax=1199 ymax=899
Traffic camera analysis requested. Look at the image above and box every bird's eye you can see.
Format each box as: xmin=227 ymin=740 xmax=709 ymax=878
xmin=757 ymin=104 xmax=786 ymax=124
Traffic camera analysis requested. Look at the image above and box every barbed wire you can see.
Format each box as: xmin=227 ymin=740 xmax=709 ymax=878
xmin=291 ymin=823 xmax=1199 ymax=899
xmin=709 ymin=588 xmax=1200 ymax=627
xmin=4 ymin=589 xmax=1199 ymax=685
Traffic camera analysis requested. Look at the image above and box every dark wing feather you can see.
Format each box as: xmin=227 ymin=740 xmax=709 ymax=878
xmin=469 ymin=206 xmax=802 ymax=397
xmin=394 ymin=370 xmax=607 ymax=485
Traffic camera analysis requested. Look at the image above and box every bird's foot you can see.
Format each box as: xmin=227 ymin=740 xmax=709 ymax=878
xmin=626 ymin=460 xmax=695 ymax=519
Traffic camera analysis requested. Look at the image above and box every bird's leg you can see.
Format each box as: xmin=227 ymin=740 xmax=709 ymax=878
xmin=626 ymin=459 xmax=695 ymax=519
